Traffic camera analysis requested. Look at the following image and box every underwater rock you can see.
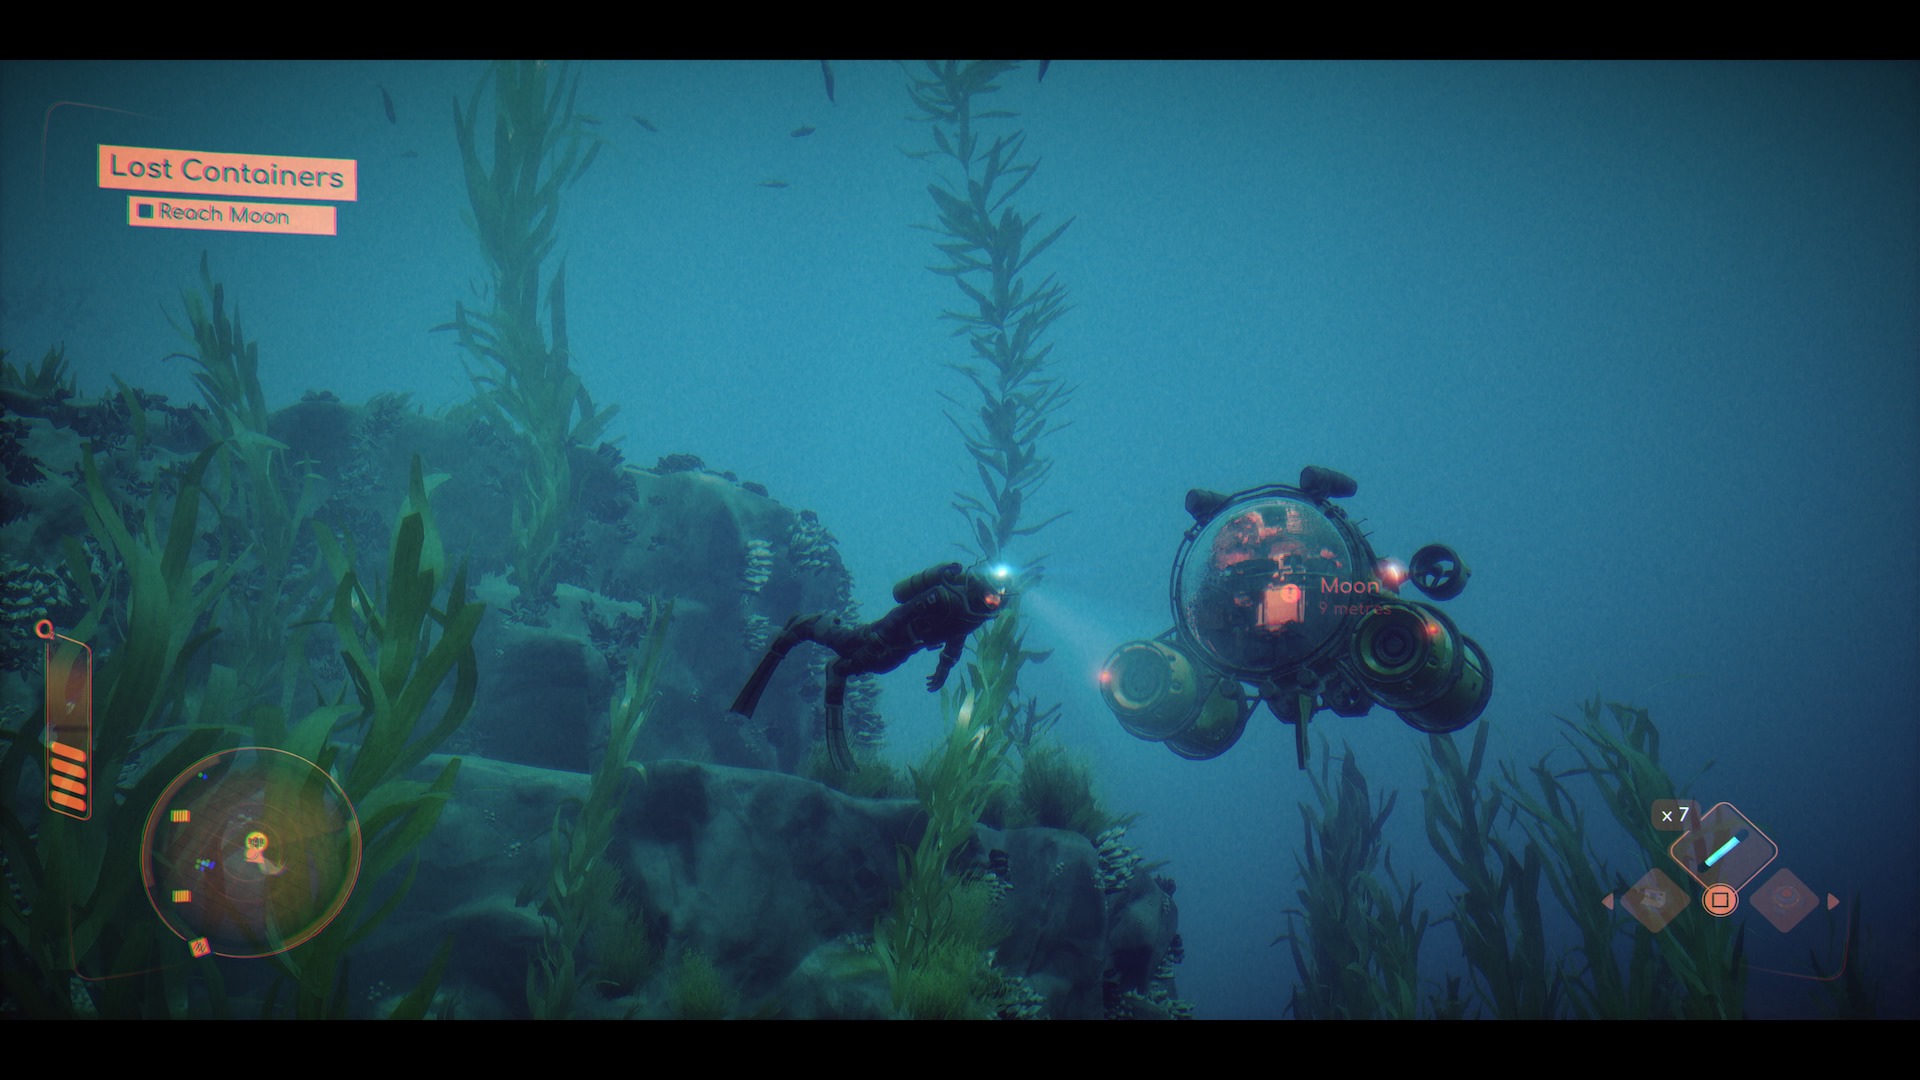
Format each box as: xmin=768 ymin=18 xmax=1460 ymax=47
xmin=257 ymin=398 xmax=859 ymax=775
xmin=340 ymin=757 xmax=1179 ymax=1020
xmin=1105 ymin=859 xmax=1178 ymax=983
xmin=973 ymin=823 xmax=1111 ymax=1018
xmin=464 ymin=608 xmax=611 ymax=772
xmin=3 ymin=373 xmax=866 ymax=779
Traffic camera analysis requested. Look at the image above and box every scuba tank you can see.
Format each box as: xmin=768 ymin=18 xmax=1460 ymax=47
xmin=892 ymin=562 xmax=964 ymax=603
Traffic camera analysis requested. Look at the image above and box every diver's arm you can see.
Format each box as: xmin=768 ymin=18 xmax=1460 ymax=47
xmin=927 ymin=636 xmax=965 ymax=691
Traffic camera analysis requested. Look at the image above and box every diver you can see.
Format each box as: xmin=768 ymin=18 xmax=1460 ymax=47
xmin=728 ymin=561 xmax=1008 ymax=771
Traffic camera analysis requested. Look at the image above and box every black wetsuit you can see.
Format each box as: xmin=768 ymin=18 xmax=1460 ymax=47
xmin=727 ymin=562 xmax=1003 ymax=770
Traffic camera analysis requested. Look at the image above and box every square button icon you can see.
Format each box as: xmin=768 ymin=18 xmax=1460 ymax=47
xmin=1756 ymin=868 xmax=1816 ymax=933
xmin=1650 ymin=798 xmax=1700 ymax=832
xmin=1669 ymin=801 xmax=1777 ymax=891
xmin=1623 ymin=868 xmax=1689 ymax=933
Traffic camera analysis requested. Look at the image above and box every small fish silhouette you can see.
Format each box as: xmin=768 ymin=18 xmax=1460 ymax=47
xmin=821 ymin=60 xmax=835 ymax=104
xmin=1037 ymin=60 xmax=1051 ymax=83
xmin=399 ymin=149 xmax=418 ymax=159
xmin=791 ymin=125 xmax=815 ymax=138
xmin=578 ymin=113 xmax=603 ymax=125
xmin=630 ymin=115 xmax=658 ymax=132
xmin=379 ymin=84 xmax=396 ymax=124
xmin=758 ymin=180 xmax=789 ymax=189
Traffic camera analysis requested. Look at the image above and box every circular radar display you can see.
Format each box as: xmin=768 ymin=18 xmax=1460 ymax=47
xmin=1175 ymin=495 xmax=1368 ymax=678
xmin=141 ymin=747 xmax=360 ymax=959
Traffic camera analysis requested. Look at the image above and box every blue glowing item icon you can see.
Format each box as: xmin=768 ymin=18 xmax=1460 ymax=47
xmin=1702 ymin=829 xmax=1746 ymax=870
xmin=1670 ymin=803 xmax=1776 ymax=891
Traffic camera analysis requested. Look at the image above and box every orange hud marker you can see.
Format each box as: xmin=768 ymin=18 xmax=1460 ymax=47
xmin=38 ymin=620 xmax=93 ymax=820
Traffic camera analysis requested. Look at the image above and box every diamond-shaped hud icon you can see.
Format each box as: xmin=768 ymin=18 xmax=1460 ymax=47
xmin=1756 ymin=868 xmax=1816 ymax=933
xmin=1622 ymin=868 xmax=1688 ymax=933
xmin=1669 ymin=801 xmax=1777 ymax=891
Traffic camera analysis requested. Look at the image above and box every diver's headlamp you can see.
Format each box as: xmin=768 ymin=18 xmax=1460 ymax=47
xmin=963 ymin=560 xmax=1016 ymax=613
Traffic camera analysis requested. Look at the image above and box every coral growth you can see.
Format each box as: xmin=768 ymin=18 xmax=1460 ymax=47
xmin=1010 ymin=745 xmax=1117 ymax=841
xmin=1095 ymin=827 xmax=1145 ymax=895
xmin=669 ymin=949 xmax=734 ymax=1020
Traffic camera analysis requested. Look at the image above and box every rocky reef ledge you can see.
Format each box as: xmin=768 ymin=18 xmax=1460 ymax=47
xmin=344 ymin=757 xmax=1187 ymax=1020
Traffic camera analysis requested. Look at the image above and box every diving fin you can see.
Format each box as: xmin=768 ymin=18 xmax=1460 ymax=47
xmin=729 ymin=618 xmax=802 ymax=719
xmin=825 ymin=702 xmax=857 ymax=773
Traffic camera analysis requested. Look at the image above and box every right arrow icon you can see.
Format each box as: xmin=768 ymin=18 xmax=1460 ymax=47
xmin=1828 ymin=893 xmax=1840 ymax=910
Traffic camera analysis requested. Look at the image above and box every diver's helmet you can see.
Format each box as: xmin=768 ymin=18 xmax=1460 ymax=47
xmin=964 ymin=569 xmax=1009 ymax=618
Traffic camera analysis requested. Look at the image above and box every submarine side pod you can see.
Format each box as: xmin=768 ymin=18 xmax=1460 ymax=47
xmin=1164 ymin=681 xmax=1252 ymax=761
xmin=1347 ymin=599 xmax=1465 ymax=712
xmin=1101 ymin=639 xmax=1205 ymax=742
xmin=1408 ymin=544 xmax=1470 ymax=601
xmin=1398 ymin=635 xmax=1493 ymax=735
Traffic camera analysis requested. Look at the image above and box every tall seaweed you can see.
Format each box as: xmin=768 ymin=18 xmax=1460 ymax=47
xmin=1811 ymin=896 xmax=1877 ymax=1018
xmin=0 ymin=444 xmax=235 ymax=1017
xmin=263 ymin=455 xmax=484 ymax=1018
xmin=526 ymin=599 xmax=672 ymax=1019
xmin=876 ymin=603 xmax=1029 ymax=1019
xmin=1278 ymin=742 xmax=1450 ymax=1019
xmin=1497 ymin=698 xmax=1746 ymax=1019
xmin=2 ymin=263 xmax=484 ymax=1018
xmin=1411 ymin=699 xmax=1749 ymax=1019
xmin=1273 ymin=698 xmax=1757 ymax=1019
xmin=1423 ymin=722 xmax=1563 ymax=1018
xmin=908 ymin=60 xmax=1074 ymax=581
xmin=165 ymin=254 xmax=331 ymax=717
xmin=0 ymin=344 xmax=76 ymax=398
xmin=907 ymin=59 xmax=1072 ymax=756
xmin=439 ymin=60 xmax=613 ymax=615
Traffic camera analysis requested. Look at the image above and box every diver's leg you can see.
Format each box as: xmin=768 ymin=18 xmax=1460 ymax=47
xmin=823 ymin=659 xmax=856 ymax=773
xmin=729 ymin=614 xmax=823 ymax=719
xmin=808 ymin=617 xmax=869 ymax=657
